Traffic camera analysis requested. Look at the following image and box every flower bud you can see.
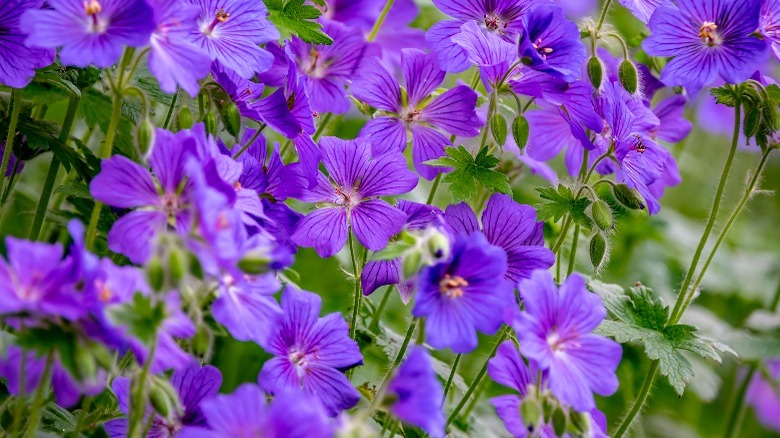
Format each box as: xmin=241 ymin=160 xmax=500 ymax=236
xmin=189 ymin=253 xmax=204 ymax=280
xmin=743 ymin=107 xmax=760 ymax=138
xmin=237 ymin=252 xmax=271 ymax=275
xmin=587 ymin=56 xmax=603 ymax=89
xmin=168 ymin=247 xmax=187 ymax=283
xmin=613 ymin=184 xmax=645 ymax=210
xmin=221 ymin=102 xmax=241 ymax=138
xmin=74 ymin=345 xmax=97 ymax=380
xmin=618 ymin=59 xmax=638 ymax=94
xmin=149 ymin=385 xmax=171 ymax=418
xmin=177 ymin=106 xmax=193 ymax=130
xmin=136 ymin=117 xmax=155 ymax=157
xmin=490 ymin=113 xmax=508 ymax=147
xmin=402 ymin=250 xmax=423 ymax=280
xmin=426 ymin=231 xmax=450 ymax=262
xmin=512 ymin=115 xmax=529 ymax=152
xmin=590 ymin=233 xmax=607 ymax=270
xmin=591 ymin=199 xmax=613 ymax=231
xmin=146 ymin=256 xmax=165 ymax=292
xmin=520 ymin=397 xmax=542 ymax=431
xmin=91 ymin=343 xmax=114 ymax=370
xmin=762 ymin=102 xmax=779 ymax=132
xmin=204 ymin=112 xmax=217 ymax=135
xmin=552 ymin=406 xmax=568 ymax=437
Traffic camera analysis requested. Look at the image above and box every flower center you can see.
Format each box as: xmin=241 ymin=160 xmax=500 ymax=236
xmin=288 ymin=348 xmax=308 ymax=367
xmin=305 ymin=50 xmax=326 ymax=78
xmin=83 ymin=0 xmax=107 ymax=33
xmin=160 ymin=192 xmax=181 ymax=214
xmin=95 ymin=280 xmax=112 ymax=302
xmin=203 ymin=8 xmax=230 ymax=35
xmin=83 ymin=0 xmax=101 ymax=15
xmin=439 ymin=274 xmax=468 ymax=299
xmin=547 ymin=330 xmax=580 ymax=353
xmin=335 ymin=187 xmax=359 ymax=210
xmin=483 ymin=13 xmax=508 ymax=34
xmin=532 ymin=39 xmax=553 ymax=59
xmin=698 ymin=21 xmax=719 ymax=45
xmin=400 ymin=107 xmax=422 ymax=124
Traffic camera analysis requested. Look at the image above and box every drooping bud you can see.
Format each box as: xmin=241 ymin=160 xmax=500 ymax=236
xmin=425 ymin=230 xmax=451 ymax=263
xmin=587 ymin=56 xmax=603 ymax=89
xmin=402 ymin=250 xmax=423 ymax=280
xmin=177 ymin=106 xmax=193 ymax=130
xmin=189 ymin=253 xmax=204 ymax=280
xmin=591 ymin=199 xmax=613 ymax=231
xmin=613 ymin=184 xmax=645 ymax=210
xmin=168 ymin=247 xmax=187 ymax=283
xmin=146 ymin=256 xmax=165 ymax=292
xmin=762 ymin=102 xmax=779 ymax=132
xmin=743 ymin=107 xmax=760 ymax=138
xmin=149 ymin=385 xmax=170 ymax=418
xmin=520 ymin=397 xmax=542 ymax=431
xmin=589 ymin=233 xmax=607 ymax=270
xmin=552 ymin=406 xmax=568 ymax=437
xmin=204 ymin=112 xmax=218 ymax=135
xmin=512 ymin=115 xmax=529 ymax=152
xmin=618 ymin=59 xmax=638 ymax=94
xmin=237 ymin=251 xmax=271 ymax=275
xmin=221 ymin=102 xmax=241 ymax=138
xmin=490 ymin=113 xmax=508 ymax=147
xmin=136 ymin=117 xmax=155 ymax=157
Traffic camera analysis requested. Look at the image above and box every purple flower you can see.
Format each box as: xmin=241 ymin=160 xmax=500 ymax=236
xmin=747 ymin=359 xmax=780 ymax=432
xmin=0 ymin=0 xmax=54 ymax=87
xmin=289 ymin=20 xmax=373 ymax=114
xmin=291 ymin=137 xmax=417 ymax=258
xmin=618 ymin=0 xmax=671 ymax=24
xmin=21 ymin=0 xmax=154 ymax=68
xmin=642 ymin=0 xmax=768 ymax=92
xmin=444 ymin=193 xmax=554 ymax=286
xmin=761 ymin=0 xmax=780 ymax=61
xmin=387 ymin=347 xmax=445 ymax=438
xmin=188 ymin=0 xmax=278 ymax=78
xmin=148 ymin=0 xmax=211 ymax=97
xmin=517 ymin=4 xmax=586 ymax=82
xmin=649 ymin=95 xmax=693 ymax=143
xmin=515 ymin=271 xmax=621 ymax=412
xmin=352 ymin=49 xmax=481 ymax=179
xmin=370 ymin=0 xmax=426 ymax=73
xmin=412 ymin=232 xmax=513 ymax=353
xmin=258 ymin=286 xmax=362 ymax=416
xmin=178 ymin=384 xmax=334 ymax=438
xmin=105 ymin=362 xmax=222 ymax=437
xmin=0 ymin=237 xmax=83 ymax=320
xmin=426 ymin=0 xmax=544 ymax=72
xmin=488 ymin=341 xmax=536 ymax=437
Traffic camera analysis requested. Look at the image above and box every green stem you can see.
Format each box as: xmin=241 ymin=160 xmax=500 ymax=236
xmin=369 ymin=286 xmax=394 ymax=331
xmin=29 ymin=95 xmax=80 ymax=240
xmin=613 ymin=360 xmax=659 ymax=437
xmin=680 ymin=149 xmax=774 ymax=319
xmin=367 ymin=317 xmax=418 ymax=414
xmin=162 ymin=88 xmax=179 ymax=130
xmin=551 ymin=216 xmax=572 ymax=254
xmin=348 ymin=232 xmax=363 ymax=340
xmin=0 ymin=89 xmax=22 ymax=210
xmin=426 ymin=173 xmax=442 ymax=205
xmin=596 ymin=0 xmax=612 ymax=32
xmin=566 ymin=224 xmax=580 ymax=277
xmin=10 ymin=345 xmax=27 ymax=436
xmin=127 ymin=337 xmax=157 ymax=438
xmin=24 ymin=352 xmax=55 ymax=438
xmin=312 ymin=113 xmax=332 ymax=141
xmin=367 ymin=0 xmax=396 ymax=42
xmin=232 ymin=124 xmax=266 ymax=159
xmin=668 ymin=95 xmax=742 ymax=324
xmin=442 ymin=354 xmax=462 ymax=401
xmin=462 ymin=377 xmax=488 ymax=418
xmin=446 ymin=327 xmax=508 ymax=426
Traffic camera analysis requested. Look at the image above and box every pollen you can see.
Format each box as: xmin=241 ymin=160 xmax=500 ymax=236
xmin=96 ymin=280 xmax=112 ymax=302
xmin=698 ymin=21 xmax=718 ymax=44
xmin=532 ymin=39 xmax=553 ymax=59
xmin=439 ymin=274 xmax=468 ymax=299
xmin=84 ymin=0 xmax=101 ymax=15
xmin=216 ymin=8 xmax=230 ymax=22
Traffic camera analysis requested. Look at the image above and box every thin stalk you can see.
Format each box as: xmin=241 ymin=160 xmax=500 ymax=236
xmin=232 ymin=124 xmax=266 ymax=159
xmin=446 ymin=327 xmax=508 ymax=426
xmin=680 ymin=149 xmax=774 ymax=318
xmin=312 ymin=113 xmax=332 ymax=141
xmin=1 ymin=160 xmax=20 ymax=203
xmin=10 ymin=346 xmax=27 ymax=436
xmin=442 ymin=354 xmax=462 ymax=401
xmin=368 ymin=0 xmax=396 ymax=42
xmin=367 ymin=317 xmax=418 ymax=414
xmin=551 ymin=216 xmax=572 ymax=254
xmin=127 ymin=337 xmax=157 ymax=438
xmin=29 ymin=95 xmax=80 ymax=239
xmin=24 ymin=352 xmax=55 ymax=438
xmin=348 ymin=232 xmax=363 ymax=340
xmin=613 ymin=361 xmax=659 ymax=437
xmin=426 ymin=173 xmax=442 ymax=205
xmin=0 ymin=89 xmax=22 ymax=209
xmin=596 ymin=0 xmax=613 ymax=32
xmin=566 ymin=224 xmax=580 ymax=277
xmin=162 ymin=88 xmax=179 ymax=130
xmin=668 ymin=96 xmax=742 ymax=324
xmin=462 ymin=377 xmax=488 ymax=418
xmin=369 ymin=286 xmax=394 ymax=331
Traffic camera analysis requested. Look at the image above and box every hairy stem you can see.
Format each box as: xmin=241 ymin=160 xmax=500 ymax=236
xmin=162 ymin=88 xmax=179 ymax=130
xmin=348 ymin=232 xmax=363 ymax=341
xmin=369 ymin=286 xmax=394 ymax=332
xmin=0 ymin=89 xmax=22 ymax=210
xmin=24 ymin=352 xmax=54 ymax=438
xmin=596 ymin=0 xmax=613 ymax=32
xmin=566 ymin=224 xmax=580 ymax=277
xmin=613 ymin=360 xmax=659 ymax=437
xmin=442 ymin=354 xmax=462 ymax=401
xmin=368 ymin=0 xmax=396 ymax=42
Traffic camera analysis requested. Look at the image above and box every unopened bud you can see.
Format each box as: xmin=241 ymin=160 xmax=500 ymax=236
xmin=613 ymin=184 xmax=645 ymax=210
xmin=136 ymin=117 xmax=155 ymax=157
xmin=204 ymin=112 xmax=217 ymax=136
xmin=177 ymin=106 xmax=193 ymax=130
xmin=149 ymin=385 xmax=171 ymax=418
xmin=743 ymin=107 xmax=760 ymax=138
xmin=168 ymin=248 xmax=187 ymax=283
xmin=512 ymin=115 xmax=529 ymax=152
xmin=587 ymin=56 xmax=603 ymax=89
xmin=618 ymin=59 xmax=638 ymax=94
xmin=74 ymin=346 xmax=97 ymax=380
xmin=520 ymin=398 xmax=542 ymax=430
xmin=402 ymin=250 xmax=423 ymax=280
xmin=591 ymin=199 xmax=613 ymax=231
xmin=490 ymin=113 xmax=508 ymax=147
xmin=552 ymin=406 xmax=568 ymax=437
xmin=426 ymin=230 xmax=450 ymax=262
xmin=590 ymin=233 xmax=607 ymax=270
xmin=221 ymin=102 xmax=241 ymax=138
xmin=146 ymin=257 xmax=164 ymax=292
xmin=237 ymin=252 xmax=271 ymax=275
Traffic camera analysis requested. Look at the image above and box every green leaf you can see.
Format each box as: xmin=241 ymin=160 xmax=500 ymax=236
xmin=591 ymin=281 xmax=735 ymax=395
xmin=710 ymin=85 xmax=739 ymax=107
xmin=107 ymin=293 xmax=166 ymax=344
xmin=371 ymin=241 xmax=413 ymax=261
xmin=264 ymin=0 xmax=333 ymax=45
xmin=535 ymin=184 xmax=592 ymax=227
xmin=427 ymin=146 xmax=511 ymax=203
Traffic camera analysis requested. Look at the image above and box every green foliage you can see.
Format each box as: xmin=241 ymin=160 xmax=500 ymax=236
xmin=591 ymin=281 xmax=735 ymax=395
xmin=107 ymin=293 xmax=166 ymax=344
xmin=425 ymin=146 xmax=511 ymax=203
xmin=264 ymin=0 xmax=333 ymax=45
xmin=535 ymin=184 xmax=592 ymax=227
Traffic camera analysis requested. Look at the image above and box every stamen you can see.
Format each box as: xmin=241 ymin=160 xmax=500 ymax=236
xmin=216 ymin=8 xmax=230 ymax=22
xmin=83 ymin=0 xmax=101 ymax=15
xmin=532 ymin=39 xmax=554 ymax=59
xmin=698 ymin=21 xmax=718 ymax=44
xmin=439 ymin=274 xmax=468 ymax=299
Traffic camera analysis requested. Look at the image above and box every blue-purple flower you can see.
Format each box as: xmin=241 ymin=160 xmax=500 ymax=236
xmin=0 ymin=0 xmax=55 ymax=87
xmin=291 ymin=137 xmax=418 ymax=258
xmin=352 ymin=49 xmax=481 ymax=179
xmin=760 ymin=0 xmax=780 ymax=61
xmin=258 ymin=286 xmax=362 ymax=416
xmin=487 ymin=341 xmax=536 ymax=437
xmin=747 ymin=358 xmax=780 ymax=432
xmin=21 ymin=0 xmax=154 ymax=67
xmin=105 ymin=362 xmax=222 ymax=437
xmin=188 ymin=0 xmax=278 ymax=78
xmin=515 ymin=271 xmax=621 ymax=412
xmin=643 ymin=0 xmax=768 ymax=92
xmin=618 ymin=0 xmax=671 ymax=24
xmin=178 ymin=384 xmax=335 ymax=437
xmin=412 ymin=232 xmax=513 ymax=353
xmin=387 ymin=347 xmax=445 ymax=438
xmin=517 ymin=4 xmax=586 ymax=82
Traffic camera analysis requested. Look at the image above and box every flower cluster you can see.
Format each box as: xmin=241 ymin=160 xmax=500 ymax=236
xmin=0 ymin=0 xmax=777 ymax=436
